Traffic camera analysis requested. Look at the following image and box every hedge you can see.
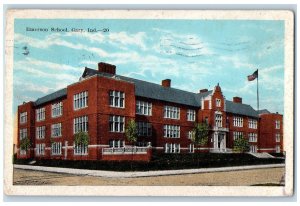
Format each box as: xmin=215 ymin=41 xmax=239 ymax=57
xmin=14 ymin=153 xmax=285 ymax=172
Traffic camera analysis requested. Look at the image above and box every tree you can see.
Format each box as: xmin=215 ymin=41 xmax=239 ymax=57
xmin=233 ymin=135 xmax=249 ymax=153
xmin=191 ymin=122 xmax=209 ymax=147
xmin=125 ymin=119 xmax=138 ymax=146
xmin=125 ymin=119 xmax=138 ymax=169
xmin=190 ymin=122 xmax=209 ymax=166
xmin=74 ymin=131 xmax=89 ymax=155
xmin=20 ymin=137 xmax=31 ymax=151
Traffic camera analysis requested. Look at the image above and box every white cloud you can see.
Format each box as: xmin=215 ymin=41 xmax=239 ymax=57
xmin=15 ymin=57 xmax=79 ymax=72
xmin=14 ymin=81 xmax=51 ymax=94
xmin=219 ymin=55 xmax=256 ymax=70
xmin=14 ymin=58 xmax=80 ymax=83
xmin=14 ymin=33 xmax=109 ymax=57
xmin=108 ymin=32 xmax=147 ymax=50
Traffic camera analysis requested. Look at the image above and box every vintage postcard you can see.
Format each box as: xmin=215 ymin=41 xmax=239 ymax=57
xmin=4 ymin=10 xmax=294 ymax=196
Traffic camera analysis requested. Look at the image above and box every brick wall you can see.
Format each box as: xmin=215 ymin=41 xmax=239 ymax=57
xmin=259 ymin=113 xmax=283 ymax=153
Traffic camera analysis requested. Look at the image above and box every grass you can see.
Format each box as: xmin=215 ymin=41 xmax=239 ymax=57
xmin=14 ymin=152 xmax=285 ymax=172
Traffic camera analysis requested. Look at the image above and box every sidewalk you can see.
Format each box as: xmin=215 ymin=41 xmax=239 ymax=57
xmin=14 ymin=163 xmax=285 ymax=178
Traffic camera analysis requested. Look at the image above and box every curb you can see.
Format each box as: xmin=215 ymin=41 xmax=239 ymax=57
xmin=14 ymin=164 xmax=285 ymax=178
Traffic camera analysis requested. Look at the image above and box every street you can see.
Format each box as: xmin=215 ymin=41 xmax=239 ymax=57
xmin=13 ymin=167 xmax=285 ymax=186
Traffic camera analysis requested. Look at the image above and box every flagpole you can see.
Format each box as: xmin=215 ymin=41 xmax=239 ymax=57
xmin=257 ymin=69 xmax=259 ymax=112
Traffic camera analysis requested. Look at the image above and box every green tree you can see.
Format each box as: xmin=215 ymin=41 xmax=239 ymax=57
xmin=191 ymin=122 xmax=209 ymax=147
xmin=74 ymin=131 xmax=89 ymax=155
xmin=20 ymin=137 xmax=31 ymax=151
xmin=125 ymin=119 xmax=138 ymax=169
xmin=233 ymin=136 xmax=249 ymax=153
xmin=125 ymin=119 xmax=138 ymax=146
xmin=191 ymin=122 xmax=209 ymax=166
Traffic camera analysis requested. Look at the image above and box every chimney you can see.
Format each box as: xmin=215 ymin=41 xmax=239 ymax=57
xmin=200 ymin=89 xmax=208 ymax=93
xmin=98 ymin=62 xmax=116 ymax=75
xmin=162 ymin=79 xmax=171 ymax=88
xmin=233 ymin=97 xmax=242 ymax=104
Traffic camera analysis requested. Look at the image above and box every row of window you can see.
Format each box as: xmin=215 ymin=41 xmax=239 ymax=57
xmin=248 ymin=133 xmax=258 ymax=142
xmin=164 ymin=125 xmax=180 ymax=138
xmin=164 ymin=106 xmax=180 ymax=120
xmin=74 ymin=116 xmax=88 ymax=134
xmin=248 ymin=119 xmax=258 ymax=129
xmin=24 ymin=123 xmax=281 ymax=143
xmin=232 ymin=116 xmax=259 ymax=129
xmin=137 ymin=122 xmax=152 ymax=137
xmin=109 ymin=115 xmax=125 ymax=132
xmin=136 ymin=100 xmax=152 ymax=116
xmin=34 ymin=142 xmax=87 ymax=156
xmin=20 ymin=89 xmax=282 ymax=133
xmin=32 ymin=142 xmax=199 ymax=156
xmin=233 ymin=117 xmax=243 ymax=127
xmin=24 ymin=142 xmax=280 ymax=156
xmin=20 ymin=112 xmax=27 ymax=124
xmin=164 ymin=143 xmax=195 ymax=153
xmin=74 ymin=91 xmax=88 ymax=110
xmin=109 ymin=90 xmax=125 ymax=108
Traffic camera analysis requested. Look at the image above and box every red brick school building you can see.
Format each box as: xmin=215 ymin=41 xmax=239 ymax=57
xmin=17 ymin=62 xmax=283 ymax=161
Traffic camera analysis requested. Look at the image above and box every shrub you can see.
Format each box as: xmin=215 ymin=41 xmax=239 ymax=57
xmin=233 ymin=136 xmax=249 ymax=153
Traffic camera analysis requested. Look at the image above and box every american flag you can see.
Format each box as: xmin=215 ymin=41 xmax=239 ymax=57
xmin=247 ymin=69 xmax=258 ymax=81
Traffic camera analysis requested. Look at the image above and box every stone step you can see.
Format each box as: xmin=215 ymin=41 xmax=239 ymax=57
xmin=249 ymin=152 xmax=275 ymax=159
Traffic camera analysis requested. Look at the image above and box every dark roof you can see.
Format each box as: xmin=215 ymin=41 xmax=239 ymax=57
xmin=119 ymin=76 xmax=212 ymax=107
xmin=34 ymin=88 xmax=67 ymax=106
xmin=226 ymin=100 xmax=258 ymax=118
xmin=83 ymin=67 xmax=212 ymax=107
xmin=258 ymin=109 xmax=271 ymax=114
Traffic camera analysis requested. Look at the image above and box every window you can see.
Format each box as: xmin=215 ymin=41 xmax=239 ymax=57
xmin=164 ymin=125 xmax=180 ymax=138
xmin=52 ymin=102 xmax=63 ymax=117
xmin=276 ymin=134 xmax=281 ymax=142
xmin=248 ymin=119 xmax=258 ymax=129
xmin=20 ymin=112 xmax=27 ymax=124
xmin=109 ymin=140 xmax=125 ymax=148
xmin=74 ymin=91 xmax=88 ymax=110
xmin=164 ymin=106 xmax=180 ymax=119
xmin=189 ymin=144 xmax=194 ymax=153
xmin=215 ymin=114 xmax=222 ymax=127
xmin=165 ymin=143 xmax=180 ymax=153
xmin=137 ymin=122 xmax=152 ymax=137
xmin=19 ymin=128 xmax=27 ymax=140
xmin=187 ymin=130 xmax=193 ymax=139
xmin=250 ymin=145 xmax=257 ymax=153
xmin=74 ymin=116 xmax=88 ymax=134
xmin=216 ymin=99 xmax=221 ymax=107
xmin=276 ymin=145 xmax=281 ymax=153
xmin=51 ymin=142 xmax=62 ymax=155
xmin=20 ymin=149 xmax=26 ymax=155
xmin=233 ymin=131 xmax=243 ymax=140
xmin=275 ymin=120 xmax=280 ymax=129
xmin=36 ymin=107 xmax=45 ymax=121
xmin=233 ymin=116 xmax=243 ymax=127
xmin=51 ymin=123 xmax=62 ymax=137
xmin=136 ymin=100 xmax=152 ymax=116
xmin=109 ymin=115 xmax=125 ymax=132
xmin=248 ymin=133 xmax=257 ymax=142
xmin=36 ymin=143 xmax=45 ymax=156
xmin=205 ymin=117 xmax=209 ymax=125
xmin=36 ymin=126 xmax=45 ymax=139
xmin=136 ymin=142 xmax=150 ymax=147
xmin=109 ymin=90 xmax=125 ymax=108
xmin=187 ymin=109 xmax=196 ymax=121
xmin=74 ymin=144 xmax=88 ymax=155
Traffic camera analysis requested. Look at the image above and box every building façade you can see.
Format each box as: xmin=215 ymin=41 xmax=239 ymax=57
xmin=17 ymin=62 xmax=284 ymax=161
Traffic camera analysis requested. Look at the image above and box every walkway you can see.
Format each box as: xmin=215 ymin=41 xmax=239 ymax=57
xmin=14 ymin=163 xmax=285 ymax=178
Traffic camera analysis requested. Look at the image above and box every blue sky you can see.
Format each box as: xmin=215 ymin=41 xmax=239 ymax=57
xmin=13 ymin=19 xmax=284 ymax=114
